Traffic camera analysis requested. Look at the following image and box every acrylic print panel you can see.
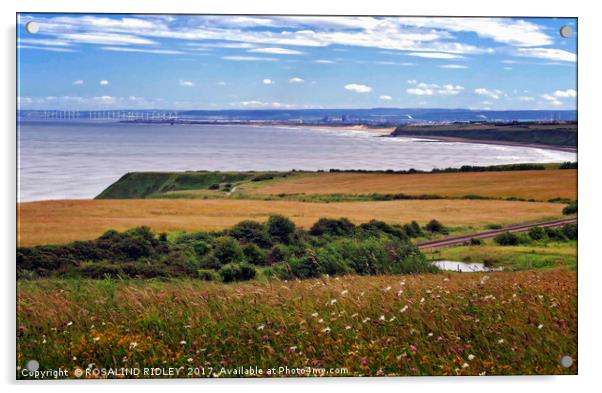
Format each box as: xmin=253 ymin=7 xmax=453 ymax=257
xmin=16 ymin=14 xmax=577 ymax=379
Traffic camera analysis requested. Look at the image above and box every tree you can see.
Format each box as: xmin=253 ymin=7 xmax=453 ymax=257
xmin=212 ymin=236 xmax=244 ymax=264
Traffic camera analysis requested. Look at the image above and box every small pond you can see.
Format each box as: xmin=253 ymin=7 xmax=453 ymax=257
xmin=431 ymin=260 xmax=503 ymax=272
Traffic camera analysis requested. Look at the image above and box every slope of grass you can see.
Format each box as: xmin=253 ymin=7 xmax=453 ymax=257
xmin=18 ymin=199 xmax=565 ymax=246
xmin=96 ymin=171 xmax=285 ymax=199
xmin=251 ymin=170 xmax=577 ymax=201
xmin=16 ymin=270 xmax=577 ymax=378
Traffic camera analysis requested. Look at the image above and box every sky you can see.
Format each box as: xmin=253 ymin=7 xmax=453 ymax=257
xmin=16 ymin=14 xmax=577 ymax=111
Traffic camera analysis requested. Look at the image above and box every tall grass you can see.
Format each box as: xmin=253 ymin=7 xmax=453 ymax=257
xmin=17 ymin=271 xmax=576 ymax=378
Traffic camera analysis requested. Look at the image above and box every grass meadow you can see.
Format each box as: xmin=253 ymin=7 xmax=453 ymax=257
xmin=17 ymin=270 xmax=577 ymax=378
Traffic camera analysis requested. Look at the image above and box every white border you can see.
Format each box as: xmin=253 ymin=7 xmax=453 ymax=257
xmin=3 ymin=1 xmax=601 ymax=392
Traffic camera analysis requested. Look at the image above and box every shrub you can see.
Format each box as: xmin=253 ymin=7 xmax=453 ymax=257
xmin=199 ymin=255 xmax=222 ymax=270
xmin=359 ymin=220 xmax=408 ymax=240
xmin=545 ymin=227 xmax=568 ymax=241
xmin=208 ymin=183 xmax=220 ymax=190
xmin=494 ymin=232 xmax=520 ymax=246
xmin=197 ymin=269 xmax=220 ymax=281
xmin=309 ymin=217 xmax=355 ymax=237
xmin=219 ymin=263 xmax=257 ymax=283
xmin=242 ymin=244 xmax=268 ymax=265
xmin=561 ymin=223 xmax=577 ymax=240
xmin=265 ymin=244 xmax=290 ymax=265
xmin=528 ymin=227 xmax=547 ymax=241
xmin=470 ymin=238 xmax=483 ymax=245
xmin=267 ymin=215 xmax=296 ymax=244
xmin=403 ymin=221 xmax=424 ymax=238
xmin=315 ymin=246 xmax=352 ymax=276
xmin=563 ymin=201 xmax=577 ymax=215
xmin=229 ymin=220 xmax=272 ymax=248
xmin=425 ymin=219 xmax=447 ymax=234
xmin=486 ymin=224 xmax=503 ymax=230
xmin=212 ymin=236 xmax=245 ymax=264
xmin=288 ymin=255 xmax=321 ymax=279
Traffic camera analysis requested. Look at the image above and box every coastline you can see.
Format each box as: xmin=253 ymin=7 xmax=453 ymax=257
xmin=389 ymin=134 xmax=577 ymax=153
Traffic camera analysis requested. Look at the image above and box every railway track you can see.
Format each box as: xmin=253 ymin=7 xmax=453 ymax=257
xmin=417 ymin=217 xmax=577 ymax=250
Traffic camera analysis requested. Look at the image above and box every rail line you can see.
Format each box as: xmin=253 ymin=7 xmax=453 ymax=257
xmin=417 ymin=217 xmax=576 ymax=250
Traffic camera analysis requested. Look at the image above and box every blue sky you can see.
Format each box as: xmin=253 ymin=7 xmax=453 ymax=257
xmin=17 ymin=14 xmax=577 ymax=110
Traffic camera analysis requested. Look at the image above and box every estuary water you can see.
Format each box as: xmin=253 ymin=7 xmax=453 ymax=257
xmin=17 ymin=121 xmax=576 ymax=202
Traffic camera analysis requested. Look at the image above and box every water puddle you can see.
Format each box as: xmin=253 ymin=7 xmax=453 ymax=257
xmin=432 ymin=260 xmax=503 ymax=272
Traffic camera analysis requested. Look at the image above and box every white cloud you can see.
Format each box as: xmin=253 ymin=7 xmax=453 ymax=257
xmin=407 ymin=52 xmax=465 ymax=59
xmin=515 ymin=48 xmax=576 ymax=62
xmin=72 ymin=80 xmax=84 ymax=85
xmin=179 ymin=80 xmax=195 ymax=87
xmin=262 ymin=79 xmax=275 ymax=85
xmin=474 ymin=88 xmax=503 ymax=100
xmin=17 ymin=45 xmax=76 ymax=53
xmin=289 ymin=77 xmax=305 ymax=83
xmin=101 ymin=46 xmax=185 ymax=55
xmin=395 ymin=17 xmax=553 ymax=47
xmin=504 ymin=66 xmax=513 ymax=70
xmin=379 ymin=95 xmax=392 ymax=100
xmin=314 ymin=59 xmax=334 ymax=64
xmin=439 ymin=64 xmax=468 ymax=69
xmin=19 ymin=38 xmax=73 ymax=47
xmin=344 ymin=83 xmax=372 ymax=93
xmin=221 ymin=56 xmax=277 ymax=62
xmin=407 ymin=79 xmax=417 ymax=84
xmin=518 ymin=96 xmax=534 ymax=101
xmin=553 ymin=89 xmax=577 ymax=98
xmin=248 ymin=47 xmax=304 ymax=55
xmin=99 ymin=80 xmax=109 ymax=85
xmin=541 ymin=94 xmax=562 ymax=106
xmin=57 ymin=32 xmax=157 ymax=46
xmin=407 ymin=82 xmax=464 ymax=96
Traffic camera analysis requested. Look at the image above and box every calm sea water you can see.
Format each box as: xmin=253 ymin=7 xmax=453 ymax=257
xmin=17 ymin=121 xmax=576 ymax=202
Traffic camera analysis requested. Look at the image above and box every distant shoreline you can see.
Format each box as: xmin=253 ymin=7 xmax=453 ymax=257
xmin=391 ymin=135 xmax=577 ymax=153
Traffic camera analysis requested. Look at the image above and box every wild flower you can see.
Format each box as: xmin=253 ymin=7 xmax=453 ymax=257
xmin=462 ymin=363 xmax=469 ymax=368
xmin=351 ymin=313 xmax=358 ymax=318
xmin=341 ymin=290 xmax=348 ymax=295
xmin=311 ymin=312 xmax=318 ymax=318
xmin=420 ymin=298 xmax=425 ymax=303
xmin=92 ymin=336 xmax=100 ymax=342
xmin=538 ymin=324 xmax=544 ymax=329
xmin=262 ymin=335 xmax=269 ymax=341
xmin=498 ymin=339 xmax=504 ymax=344
xmin=289 ymin=346 xmax=297 ymax=352
xmin=322 ymin=327 xmax=331 ymax=333
xmin=66 ymin=321 xmax=73 ymax=327
xmin=468 ymin=354 xmax=475 ymax=361
xmin=379 ymin=315 xmax=385 ymax=321
xmin=345 ymin=326 xmax=351 ymax=330
xmin=400 ymin=305 xmax=409 ymax=313
xmin=360 ymin=358 xmax=368 ymax=367
xmin=187 ymin=358 xmax=193 ymax=363
xmin=330 ymin=299 xmax=337 ymax=305
xmin=129 ymin=342 xmax=138 ymax=349
xmin=257 ymin=324 xmax=265 ymax=331
xmin=318 ymin=318 xmax=324 ymax=323
xmin=384 ymin=286 xmax=391 ymax=292
xmin=410 ymin=345 xmax=417 ymax=354
xmin=362 ymin=317 xmax=371 ymax=323
xmin=180 ymin=340 xmax=187 ymax=345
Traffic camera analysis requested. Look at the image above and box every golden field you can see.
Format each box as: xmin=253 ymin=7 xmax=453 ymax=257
xmin=18 ymin=198 xmax=565 ymax=246
xmin=251 ymin=169 xmax=577 ymax=200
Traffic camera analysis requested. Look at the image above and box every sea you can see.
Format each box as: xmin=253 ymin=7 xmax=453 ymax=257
xmin=17 ymin=121 xmax=577 ymax=202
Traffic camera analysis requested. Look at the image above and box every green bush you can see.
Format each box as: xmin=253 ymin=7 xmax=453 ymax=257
xmin=425 ymin=219 xmax=447 ymax=234
xmin=528 ymin=227 xmax=547 ymax=241
xmin=265 ymin=244 xmax=290 ymax=265
xmin=359 ymin=220 xmax=408 ymax=240
xmin=470 ymin=238 xmax=483 ymax=245
xmin=494 ymin=232 xmax=521 ymax=246
xmin=561 ymin=223 xmax=577 ymax=240
xmin=309 ymin=217 xmax=355 ymax=237
xmin=242 ymin=244 xmax=267 ymax=265
xmin=486 ymin=224 xmax=503 ymax=230
xmin=212 ymin=236 xmax=245 ymax=264
xmin=219 ymin=263 xmax=257 ymax=283
xmin=197 ymin=269 xmax=220 ymax=281
xmin=266 ymin=215 xmax=296 ymax=244
xmin=229 ymin=220 xmax=272 ymax=248
xmin=563 ymin=201 xmax=577 ymax=215
xmin=403 ymin=221 xmax=424 ymax=238
xmin=288 ymin=255 xmax=321 ymax=279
